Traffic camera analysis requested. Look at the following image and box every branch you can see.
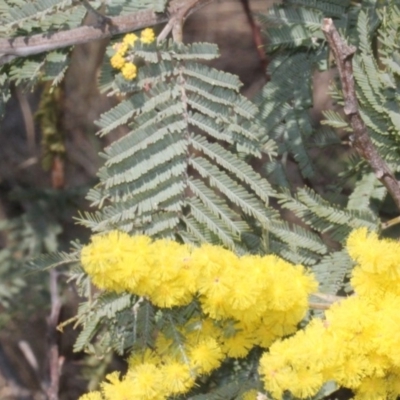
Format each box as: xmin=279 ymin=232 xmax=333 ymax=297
xmin=0 ymin=0 xmax=214 ymax=65
xmin=158 ymin=0 xmax=215 ymax=43
xmin=239 ymin=0 xmax=268 ymax=77
xmin=0 ymin=10 xmax=163 ymax=65
xmin=322 ymin=18 xmax=400 ymax=212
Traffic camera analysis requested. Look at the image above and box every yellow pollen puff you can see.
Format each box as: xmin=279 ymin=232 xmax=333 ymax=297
xmin=141 ymin=28 xmax=155 ymax=44
xmin=114 ymin=42 xmax=128 ymax=56
xmin=110 ymin=53 xmax=125 ymax=70
xmin=121 ymin=62 xmax=137 ymax=80
xmin=259 ymin=228 xmax=400 ymax=399
xmin=159 ymin=362 xmax=194 ymax=395
xmin=123 ymin=33 xmax=139 ymax=46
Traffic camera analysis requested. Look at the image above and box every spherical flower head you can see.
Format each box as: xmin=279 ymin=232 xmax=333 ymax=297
xmin=110 ymin=53 xmax=125 ymax=70
xmin=140 ymin=239 xmax=196 ymax=306
xmin=189 ymin=337 xmax=224 ymax=374
xmin=101 ymin=371 xmax=137 ymax=400
xmin=259 ymin=352 xmax=293 ymax=399
xmin=370 ymin=294 xmax=400 ymax=366
xmin=123 ymin=33 xmax=139 ymax=46
xmin=114 ymin=42 xmax=128 ymax=56
xmin=80 ymin=231 xmax=138 ymax=291
xmin=221 ymin=326 xmax=256 ymax=358
xmin=148 ymin=278 xmax=194 ymax=308
xmin=262 ymin=258 xmax=318 ymax=312
xmin=227 ymin=255 xmax=267 ymax=313
xmin=347 ymin=228 xmax=400 ymax=277
xmin=286 ymin=367 xmax=324 ymax=399
xmin=126 ymin=363 xmax=165 ymax=399
xmin=141 ymin=28 xmax=155 ymax=44
xmin=259 ymin=319 xmax=332 ymax=398
xmin=159 ymin=362 xmax=195 ymax=395
xmin=121 ymin=62 xmax=137 ymax=80
xmin=353 ymin=376 xmax=389 ymax=400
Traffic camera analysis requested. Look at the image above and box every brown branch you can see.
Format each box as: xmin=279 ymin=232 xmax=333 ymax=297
xmin=0 ymin=0 xmax=214 ymax=65
xmin=322 ymin=18 xmax=400 ymax=212
xmin=0 ymin=10 xmax=163 ymax=65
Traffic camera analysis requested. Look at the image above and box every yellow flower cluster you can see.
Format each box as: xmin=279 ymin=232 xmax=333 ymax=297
xmin=79 ymin=230 xmax=317 ymax=399
xmin=260 ymin=228 xmax=400 ymax=400
xmin=109 ymin=28 xmax=155 ymax=80
xmin=81 ymin=231 xmax=316 ymax=331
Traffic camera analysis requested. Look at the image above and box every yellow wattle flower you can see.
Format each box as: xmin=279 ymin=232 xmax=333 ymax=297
xmin=188 ymin=337 xmax=224 ymax=374
xmin=159 ymin=362 xmax=195 ymax=395
xmin=123 ymin=33 xmax=139 ymax=46
xmin=110 ymin=53 xmax=125 ymax=70
xmin=121 ymin=62 xmax=137 ymax=80
xmin=141 ymin=27 xmax=155 ymax=44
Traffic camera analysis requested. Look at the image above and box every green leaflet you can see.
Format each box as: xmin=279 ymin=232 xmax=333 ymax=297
xmin=80 ymin=40 xmax=277 ymax=253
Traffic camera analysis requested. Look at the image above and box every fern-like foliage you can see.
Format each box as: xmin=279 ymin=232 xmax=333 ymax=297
xmin=256 ymin=0 xmax=355 ymax=181
xmin=72 ymin=290 xmax=157 ymax=355
xmin=278 ymin=186 xmax=379 ymax=294
xmin=255 ymin=0 xmax=400 ymax=298
xmin=321 ymin=4 xmax=400 ymax=217
xmin=79 ymin=40 xmax=277 ymax=253
xmin=59 ymin=37 xmax=344 ymax=358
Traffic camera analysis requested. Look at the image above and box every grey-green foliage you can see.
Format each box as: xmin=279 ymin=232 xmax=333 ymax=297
xmin=321 ymin=2 xmax=400 ymax=211
xmin=254 ymin=0 xmax=400 ymax=297
xmin=30 ymin=36 xmax=331 ymax=360
xmin=256 ymin=0 xmax=355 ymax=181
xmin=83 ymin=38 xmax=333 ymax=269
xmin=80 ymin=39 xmax=277 ymax=253
xmin=26 ymin=1 xmax=383 ymax=360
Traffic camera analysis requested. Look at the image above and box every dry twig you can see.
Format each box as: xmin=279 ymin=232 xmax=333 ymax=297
xmin=322 ymin=18 xmax=400 ymax=212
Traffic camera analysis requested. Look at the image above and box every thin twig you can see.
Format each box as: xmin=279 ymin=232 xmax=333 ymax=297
xmin=309 ymin=302 xmax=332 ymax=310
xmin=381 ymin=215 xmax=400 ymax=230
xmin=18 ymin=341 xmax=39 ymax=372
xmin=312 ymin=292 xmax=344 ymax=303
xmin=0 ymin=0 xmax=214 ymax=65
xmin=309 ymin=292 xmax=344 ymax=310
xmin=322 ymin=18 xmax=400 ymax=212
xmin=158 ymin=0 xmax=214 ymax=43
xmin=15 ymin=89 xmax=36 ymax=155
xmin=239 ymin=0 xmax=268 ymax=77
